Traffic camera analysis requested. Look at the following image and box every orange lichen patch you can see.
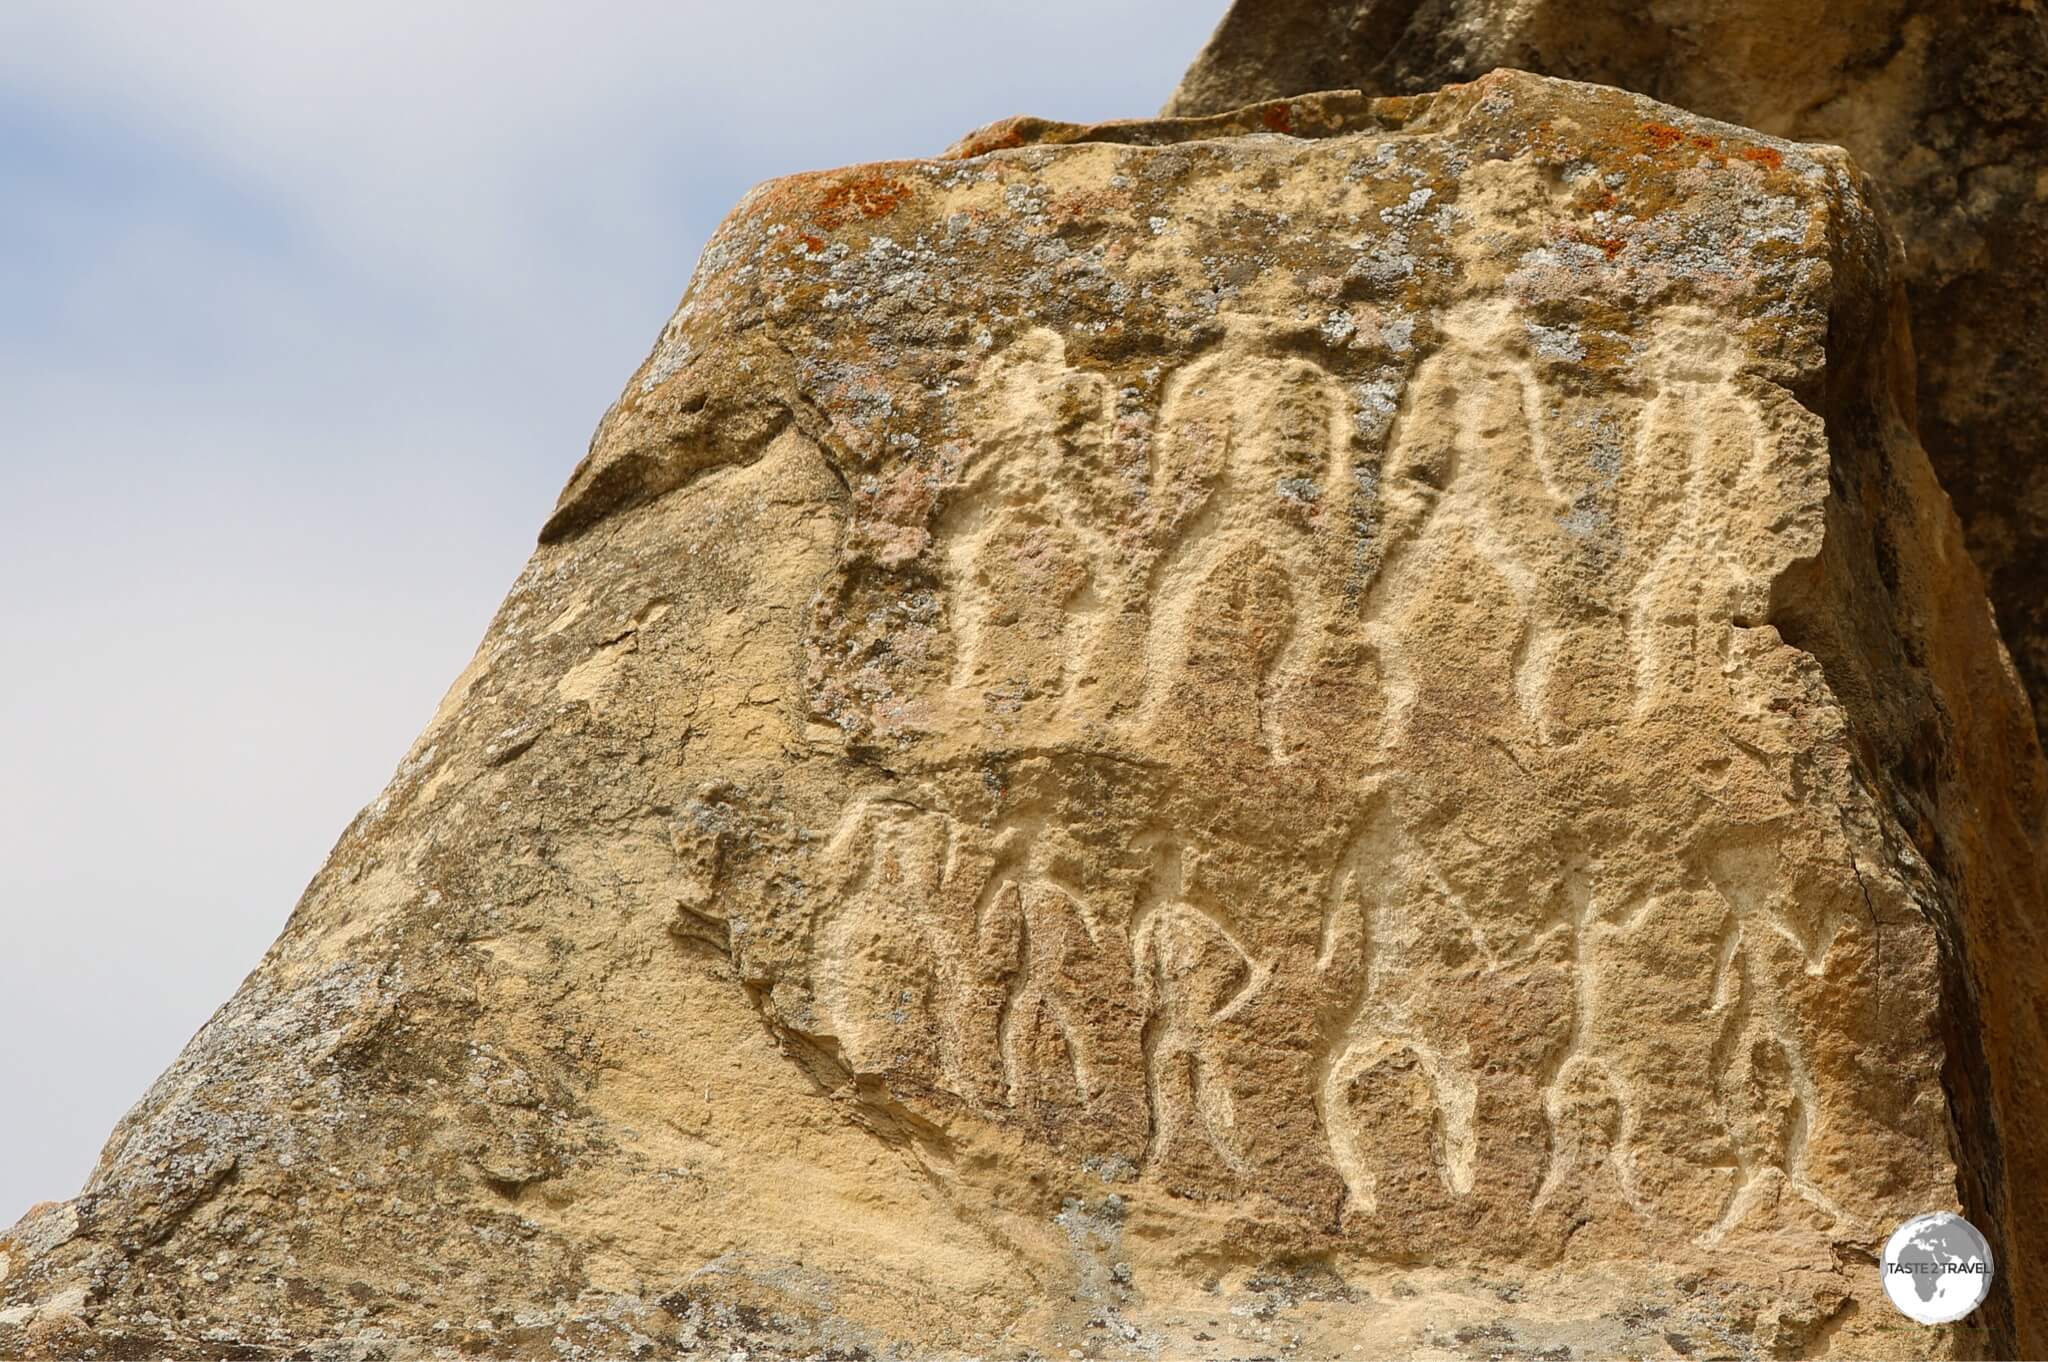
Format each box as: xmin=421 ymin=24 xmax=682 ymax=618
xmin=1557 ymin=220 xmax=1633 ymax=262
xmin=1619 ymin=121 xmax=1756 ymax=170
xmin=815 ymin=174 xmax=914 ymax=230
xmin=1574 ymin=185 xmax=1620 ymax=213
xmin=1049 ymin=188 xmax=1129 ymax=225
xmin=1741 ymin=146 xmax=1786 ymax=170
xmin=947 ymin=119 xmax=1035 ymax=159
xmin=1261 ymin=102 xmax=1294 ymax=134
xmin=737 ymin=168 xmax=865 ymax=228
xmin=1641 ymin=122 xmax=1686 ymax=153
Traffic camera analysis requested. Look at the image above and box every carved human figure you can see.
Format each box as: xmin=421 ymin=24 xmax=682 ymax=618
xmin=804 ymin=802 xmax=1148 ymax=1150
xmin=1130 ymin=840 xmax=1271 ymax=1179
xmin=1532 ymin=861 xmax=1650 ymax=1215
xmin=1619 ymin=317 xmax=1784 ymax=715
xmin=1694 ymin=835 xmax=1847 ymax=1245
xmin=1567 ymin=833 xmax=1849 ymax=1246
xmin=807 ymin=801 xmax=959 ymax=1085
xmin=1363 ymin=310 xmax=1573 ymax=748
xmin=1313 ymin=809 xmax=1481 ymax=1216
xmin=942 ymin=330 xmax=1118 ymax=721
xmin=1138 ymin=339 xmax=1357 ymax=759
xmin=980 ymin=874 xmax=1104 ymax=1114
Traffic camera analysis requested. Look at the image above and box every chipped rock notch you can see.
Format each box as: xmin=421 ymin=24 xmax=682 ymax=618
xmin=5 ymin=68 xmax=2048 ymax=1362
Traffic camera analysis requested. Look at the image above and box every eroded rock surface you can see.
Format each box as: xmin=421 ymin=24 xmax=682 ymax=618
xmin=4 ymin=71 xmax=2045 ymax=1360
xmin=1168 ymin=0 xmax=2048 ymax=754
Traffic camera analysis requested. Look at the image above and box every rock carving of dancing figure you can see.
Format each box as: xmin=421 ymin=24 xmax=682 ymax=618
xmin=1361 ymin=304 xmax=1575 ymax=745
xmin=1312 ymin=808 xmax=1482 ymax=1215
xmin=1138 ymin=337 xmax=1356 ymax=760
xmin=942 ymin=329 xmax=1119 ymax=719
xmin=1131 ymin=838 xmax=1271 ymax=1175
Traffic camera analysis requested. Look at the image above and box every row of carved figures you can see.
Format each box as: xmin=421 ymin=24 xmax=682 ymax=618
xmin=921 ymin=315 xmax=1785 ymax=753
xmin=780 ymin=796 xmax=1846 ymax=1241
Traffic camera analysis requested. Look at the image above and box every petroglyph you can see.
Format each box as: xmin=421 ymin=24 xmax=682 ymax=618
xmin=976 ymin=829 xmax=1125 ymax=1116
xmin=1138 ymin=341 xmax=1358 ymax=759
xmin=1131 ymin=838 xmax=1272 ymax=1173
xmin=784 ymin=799 xmax=1148 ymax=1146
xmin=767 ymin=290 xmax=1889 ymax=1256
xmin=1532 ymin=860 xmax=1649 ymax=1213
xmin=944 ymin=330 xmax=1120 ymax=717
xmin=1621 ymin=318 xmax=1781 ymax=715
xmin=1362 ymin=304 xmax=1573 ymax=745
xmin=26 ymin=68 xmax=2045 ymax=1362
xmin=923 ymin=327 xmax=1403 ymax=755
xmin=1695 ymin=833 xmax=1848 ymax=1246
xmin=778 ymin=305 xmax=1865 ymax=1239
xmin=806 ymin=800 xmax=959 ymax=1085
xmin=1313 ymin=810 xmax=1481 ymax=1216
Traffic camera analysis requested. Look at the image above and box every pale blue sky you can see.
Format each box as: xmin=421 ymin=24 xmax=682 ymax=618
xmin=0 ymin=2 xmax=1226 ymax=1225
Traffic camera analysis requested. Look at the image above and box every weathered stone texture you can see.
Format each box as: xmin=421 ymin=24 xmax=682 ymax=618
xmin=1168 ymin=0 xmax=2048 ymax=753
xmin=3 ymin=70 xmax=2044 ymax=1360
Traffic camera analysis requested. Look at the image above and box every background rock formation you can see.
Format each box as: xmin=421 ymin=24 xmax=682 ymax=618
xmin=3 ymin=69 xmax=2045 ymax=1360
xmin=1167 ymin=0 xmax=2048 ymax=757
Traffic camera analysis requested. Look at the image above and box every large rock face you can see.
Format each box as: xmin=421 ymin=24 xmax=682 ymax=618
xmin=5 ymin=70 xmax=2045 ymax=1360
xmin=1167 ymin=0 xmax=2048 ymax=753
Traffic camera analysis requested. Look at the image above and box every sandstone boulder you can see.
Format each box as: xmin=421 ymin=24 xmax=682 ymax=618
xmin=1168 ymin=0 xmax=2048 ymax=754
xmin=3 ymin=70 xmax=2044 ymax=1360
